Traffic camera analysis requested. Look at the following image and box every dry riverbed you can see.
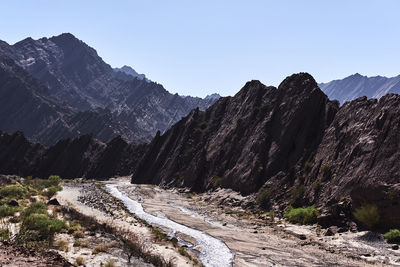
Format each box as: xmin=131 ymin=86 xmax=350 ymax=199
xmin=59 ymin=179 xmax=400 ymax=266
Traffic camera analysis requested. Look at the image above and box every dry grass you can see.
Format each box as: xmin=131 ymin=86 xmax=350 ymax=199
xmin=73 ymin=238 xmax=89 ymax=247
xmin=75 ymin=256 xmax=85 ymax=266
xmin=55 ymin=239 xmax=69 ymax=252
xmin=104 ymin=261 xmax=116 ymax=267
xmin=92 ymin=243 xmax=108 ymax=254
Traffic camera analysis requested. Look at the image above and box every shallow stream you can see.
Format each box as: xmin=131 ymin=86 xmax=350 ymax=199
xmin=106 ymin=182 xmax=234 ymax=267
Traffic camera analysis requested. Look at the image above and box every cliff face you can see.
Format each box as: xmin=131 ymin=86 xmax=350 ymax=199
xmin=132 ymin=73 xmax=338 ymax=194
xmin=0 ymin=131 xmax=145 ymax=179
xmin=131 ymin=73 xmax=400 ymax=228
xmin=307 ymin=95 xmax=400 ymax=227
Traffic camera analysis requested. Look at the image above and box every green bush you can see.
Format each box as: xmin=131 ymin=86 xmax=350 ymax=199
xmin=18 ymin=214 xmax=67 ymax=244
xmin=0 ymin=185 xmax=26 ymax=199
xmin=0 ymin=228 xmax=9 ymax=241
xmin=384 ymin=229 xmax=400 ymax=244
xmin=0 ymin=205 xmax=19 ymax=218
xmin=22 ymin=202 xmax=47 ymax=218
xmin=284 ymin=206 xmax=319 ymax=224
xmin=47 ymin=175 xmax=61 ymax=187
xmin=353 ymin=204 xmax=380 ymax=229
xmin=42 ymin=185 xmax=62 ymax=199
xmin=256 ymin=189 xmax=271 ymax=208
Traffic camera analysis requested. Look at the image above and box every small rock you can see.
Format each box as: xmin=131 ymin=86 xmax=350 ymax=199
xmin=298 ymin=234 xmax=307 ymax=240
xmin=7 ymin=199 xmax=19 ymax=206
xmin=392 ymin=244 xmax=399 ymax=250
xmin=261 ymin=247 xmax=266 ymax=250
xmin=253 ymin=230 xmax=258 ymax=234
xmin=325 ymin=226 xmax=338 ymax=236
xmin=222 ymin=223 xmax=227 ymax=226
xmin=47 ymin=198 xmax=60 ymax=206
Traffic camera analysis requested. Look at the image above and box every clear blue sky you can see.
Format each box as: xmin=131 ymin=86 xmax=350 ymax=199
xmin=1 ymin=0 xmax=399 ymax=97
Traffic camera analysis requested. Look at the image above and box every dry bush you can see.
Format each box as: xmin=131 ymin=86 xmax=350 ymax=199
xmin=56 ymin=239 xmax=69 ymax=252
xmin=92 ymin=243 xmax=108 ymax=254
xmin=75 ymin=256 xmax=85 ymax=266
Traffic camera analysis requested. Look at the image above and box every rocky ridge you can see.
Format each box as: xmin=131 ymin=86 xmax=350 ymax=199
xmin=0 ymin=33 xmax=219 ymax=145
xmin=0 ymin=131 xmax=145 ymax=179
xmin=132 ymin=72 xmax=400 ymax=228
xmin=319 ymin=73 xmax=400 ymax=104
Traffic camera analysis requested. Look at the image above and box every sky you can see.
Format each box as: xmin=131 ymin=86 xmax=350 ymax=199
xmin=0 ymin=0 xmax=399 ymax=97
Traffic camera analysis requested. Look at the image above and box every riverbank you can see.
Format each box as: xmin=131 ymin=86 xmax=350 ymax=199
xmin=59 ymin=179 xmax=400 ymax=266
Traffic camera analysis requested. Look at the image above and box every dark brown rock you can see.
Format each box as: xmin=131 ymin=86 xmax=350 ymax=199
xmin=47 ymin=198 xmax=60 ymax=206
xmin=132 ymin=73 xmax=338 ymax=196
xmin=7 ymin=199 xmax=19 ymax=207
xmin=0 ymin=131 xmax=145 ymax=180
xmin=324 ymin=226 xmax=338 ymax=236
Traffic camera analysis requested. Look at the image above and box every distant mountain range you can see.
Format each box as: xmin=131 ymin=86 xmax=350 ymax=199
xmin=319 ymin=73 xmax=400 ymax=104
xmin=0 ymin=33 xmax=219 ymax=145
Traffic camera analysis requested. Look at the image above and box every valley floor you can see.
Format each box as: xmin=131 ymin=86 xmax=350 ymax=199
xmin=59 ymin=178 xmax=400 ymax=267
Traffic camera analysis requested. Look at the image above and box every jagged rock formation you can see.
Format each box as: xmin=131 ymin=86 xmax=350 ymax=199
xmin=0 ymin=131 xmax=145 ymax=179
xmin=0 ymin=33 xmax=219 ymax=145
xmin=308 ymin=95 xmax=400 ymax=228
xmin=319 ymin=73 xmax=400 ymax=104
xmin=132 ymin=73 xmax=338 ymax=194
xmin=132 ymin=73 xmax=400 ymax=228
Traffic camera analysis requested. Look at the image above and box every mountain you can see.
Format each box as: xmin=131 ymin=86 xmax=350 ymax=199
xmin=132 ymin=73 xmax=338 ymax=194
xmin=114 ymin=65 xmax=148 ymax=81
xmin=131 ymin=73 xmax=400 ymax=228
xmin=0 ymin=131 xmax=145 ymax=179
xmin=319 ymin=73 xmax=400 ymax=104
xmin=0 ymin=33 xmax=219 ymax=144
xmin=0 ymin=50 xmax=136 ymax=146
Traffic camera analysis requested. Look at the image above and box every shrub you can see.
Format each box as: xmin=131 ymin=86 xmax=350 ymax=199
xmin=384 ymin=229 xmax=400 ymax=244
xmin=178 ymin=246 xmax=192 ymax=260
xmin=104 ymin=261 xmax=115 ymax=267
xmin=353 ymin=204 xmax=380 ymax=229
xmin=56 ymin=239 xmax=69 ymax=251
xmin=75 ymin=257 xmax=85 ymax=266
xmin=72 ymin=230 xmax=85 ymax=238
xmin=92 ymin=243 xmax=108 ymax=254
xmin=18 ymin=214 xmax=67 ymax=244
xmin=210 ymin=176 xmax=222 ymax=188
xmin=152 ymin=227 xmax=168 ymax=241
xmin=0 ymin=185 xmax=25 ymax=199
xmin=73 ymin=238 xmax=89 ymax=247
xmin=256 ymin=189 xmax=271 ymax=208
xmin=22 ymin=202 xmax=47 ymax=217
xmin=0 ymin=205 xmax=19 ymax=218
xmin=48 ymin=176 xmax=61 ymax=187
xmin=43 ymin=185 xmax=62 ymax=199
xmin=284 ymin=206 xmax=319 ymax=224
xmin=0 ymin=228 xmax=9 ymax=241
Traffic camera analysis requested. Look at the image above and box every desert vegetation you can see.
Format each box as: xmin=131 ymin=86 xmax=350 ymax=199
xmin=283 ymin=205 xmax=319 ymax=225
xmin=353 ymin=204 xmax=380 ymax=229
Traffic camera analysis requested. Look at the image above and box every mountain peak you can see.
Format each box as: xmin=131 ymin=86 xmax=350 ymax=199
xmin=114 ymin=65 xmax=148 ymax=81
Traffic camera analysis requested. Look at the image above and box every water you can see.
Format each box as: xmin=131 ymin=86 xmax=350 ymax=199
xmin=106 ymin=183 xmax=234 ymax=267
